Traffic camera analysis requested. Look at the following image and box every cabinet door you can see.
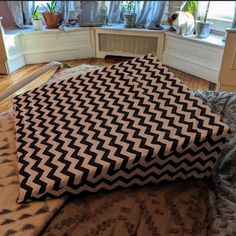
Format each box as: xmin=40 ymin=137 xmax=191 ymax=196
xmin=218 ymin=30 xmax=236 ymax=91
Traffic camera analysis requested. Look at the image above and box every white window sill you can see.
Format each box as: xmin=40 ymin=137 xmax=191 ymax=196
xmin=4 ymin=23 xmax=168 ymax=36
xmin=164 ymin=31 xmax=225 ymax=49
xmin=4 ymin=24 xmax=226 ymax=50
xmin=4 ymin=25 xmax=90 ymax=36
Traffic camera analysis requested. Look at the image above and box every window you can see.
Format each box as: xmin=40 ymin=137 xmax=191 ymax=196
xmin=34 ymin=1 xmax=77 ymax=13
xmin=207 ymin=1 xmax=235 ymax=32
xmin=34 ymin=1 xmax=52 ymax=12
xmin=208 ymin=1 xmax=235 ymax=21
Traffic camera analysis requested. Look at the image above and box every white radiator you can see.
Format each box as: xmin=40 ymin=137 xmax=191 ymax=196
xmin=99 ymin=34 xmax=158 ymax=55
xmin=94 ymin=27 xmax=164 ymax=59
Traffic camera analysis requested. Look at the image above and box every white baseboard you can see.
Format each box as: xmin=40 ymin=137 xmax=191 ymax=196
xmin=6 ymin=55 xmax=25 ymax=74
xmin=0 ymin=55 xmax=25 ymax=74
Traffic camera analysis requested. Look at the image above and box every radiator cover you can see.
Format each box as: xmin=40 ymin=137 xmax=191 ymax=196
xmin=94 ymin=27 xmax=164 ymax=59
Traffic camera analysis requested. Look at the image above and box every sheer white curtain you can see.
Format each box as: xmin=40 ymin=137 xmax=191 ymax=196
xmin=135 ymin=1 xmax=167 ymax=29
xmin=7 ymin=1 xmax=33 ymax=28
xmin=90 ymin=1 xmax=107 ymax=24
xmin=7 ymin=1 xmax=81 ymax=28
xmin=6 ymin=0 xmax=169 ymax=29
xmin=57 ymin=1 xmax=70 ymax=25
xmin=106 ymin=0 xmax=167 ymax=27
xmin=78 ymin=1 xmax=107 ymax=26
xmin=107 ymin=1 xmax=122 ymax=23
xmin=57 ymin=1 xmax=81 ymax=25
xmin=59 ymin=1 xmax=107 ymax=26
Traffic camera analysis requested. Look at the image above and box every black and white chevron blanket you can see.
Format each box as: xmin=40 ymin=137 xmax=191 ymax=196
xmin=12 ymin=54 xmax=230 ymax=203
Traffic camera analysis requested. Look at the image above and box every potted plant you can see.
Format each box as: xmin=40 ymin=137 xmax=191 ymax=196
xmin=42 ymin=1 xmax=60 ymax=29
xmin=123 ymin=1 xmax=136 ymax=28
xmin=32 ymin=6 xmax=42 ymax=30
xmin=195 ymin=1 xmax=212 ymax=38
xmin=180 ymin=1 xmax=198 ymax=16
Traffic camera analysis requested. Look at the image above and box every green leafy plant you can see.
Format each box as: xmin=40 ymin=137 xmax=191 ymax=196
xmin=124 ymin=1 xmax=135 ymax=14
xmin=33 ymin=5 xmax=41 ymax=20
xmin=180 ymin=1 xmax=198 ymax=15
xmin=42 ymin=1 xmax=58 ymax=12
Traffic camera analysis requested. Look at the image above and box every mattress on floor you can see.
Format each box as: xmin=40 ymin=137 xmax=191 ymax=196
xmin=0 ymin=63 xmax=235 ymax=236
xmin=12 ymin=54 xmax=230 ymax=203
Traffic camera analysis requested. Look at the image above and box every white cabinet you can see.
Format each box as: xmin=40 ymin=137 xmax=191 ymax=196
xmin=94 ymin=25 xmax=164 ymax=60
xmin=0 ymin=20 xmax=94 ymax=74
xmin=162 ymin=32 xmax=225 ymax=83
xmin=21 ymin=28 xmax=95 ymax=64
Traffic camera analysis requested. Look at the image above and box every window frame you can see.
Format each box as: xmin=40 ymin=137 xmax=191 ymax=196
xmin=208 ymin=18 xmax=233 ymax=34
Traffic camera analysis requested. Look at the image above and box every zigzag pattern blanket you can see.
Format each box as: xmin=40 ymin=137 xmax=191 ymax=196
xmin=12 ymin=54 xmax=230 ymax=202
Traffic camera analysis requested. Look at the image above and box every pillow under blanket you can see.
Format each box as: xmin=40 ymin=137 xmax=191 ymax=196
xmin=13 ymin=54 xmax=230 ymax=202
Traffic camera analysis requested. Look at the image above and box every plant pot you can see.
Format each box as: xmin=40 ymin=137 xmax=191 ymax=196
xmin=195 ymin=20 xmax=212 ymax=39
xmin=124 ymin=13 xmax=136 ymax=28
xmin=42 ymin=12 xmax=60 ymax=29
xmin=32 ymin=19 xmax=42 ymax=31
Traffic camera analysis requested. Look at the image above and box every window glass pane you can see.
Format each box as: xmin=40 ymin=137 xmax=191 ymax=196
xmin=35 ymin=1 xmax=52 ymax=12
xmin=208 ymin=1 xmax=235 ymax=21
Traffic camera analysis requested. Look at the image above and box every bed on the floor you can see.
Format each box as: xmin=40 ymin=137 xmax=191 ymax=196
xmin=0 ymin=58 xmax=235 ymax=236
